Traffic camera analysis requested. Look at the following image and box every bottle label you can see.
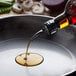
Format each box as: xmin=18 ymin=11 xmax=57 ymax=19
xmin=59 ymin=18 xmax=69 ymax=29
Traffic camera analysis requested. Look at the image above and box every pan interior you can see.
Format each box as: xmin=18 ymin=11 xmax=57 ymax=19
xmin=0 ymin=38 xmax=75 ymax=76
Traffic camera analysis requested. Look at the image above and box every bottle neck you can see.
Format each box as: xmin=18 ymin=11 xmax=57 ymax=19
xmin=44 ymin=12 xmax=71 ymax=35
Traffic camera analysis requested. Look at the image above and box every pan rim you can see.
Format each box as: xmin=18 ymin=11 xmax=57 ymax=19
xmin=0 ymin=14 xmax=55 ymax=19
xmin=0 ymin=14 xmax=76 ymax=76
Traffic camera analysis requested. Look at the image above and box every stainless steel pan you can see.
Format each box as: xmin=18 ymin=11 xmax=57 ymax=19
xmin=0 ymin=15 xmax=76 ymax=76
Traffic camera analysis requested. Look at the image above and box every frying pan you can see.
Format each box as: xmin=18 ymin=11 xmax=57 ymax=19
xmin=0 ymin=15 xmax=76 ymax=76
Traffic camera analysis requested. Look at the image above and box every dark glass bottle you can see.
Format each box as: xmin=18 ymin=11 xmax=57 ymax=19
xmin=43 ymin=0 xmax=76 ymax=35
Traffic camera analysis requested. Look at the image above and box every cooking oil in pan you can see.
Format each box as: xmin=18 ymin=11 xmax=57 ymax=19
xmin=15 ymin=52 xmax=44 ymax=66
xmin=0 ymin=38 xmax=75 ymax=76
xmin=15 ymin=30 xmax=44 ymax=66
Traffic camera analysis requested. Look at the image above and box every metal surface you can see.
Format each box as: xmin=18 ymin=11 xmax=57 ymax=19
xmin=0 ymin=38 xmax=75 ymax=76
xmin=0 ymin=15 xmax=76 ymax=76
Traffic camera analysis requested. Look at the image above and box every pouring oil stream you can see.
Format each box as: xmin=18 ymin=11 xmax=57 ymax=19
xmin=16 ymin=0 xmax=76 ymax=67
